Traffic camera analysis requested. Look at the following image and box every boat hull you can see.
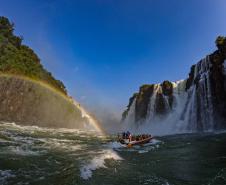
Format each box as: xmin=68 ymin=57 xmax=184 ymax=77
xmin=129 ymin=137 xmax=153 ymax=146
xmin=119 ymin=136 xmax=153 ymax=147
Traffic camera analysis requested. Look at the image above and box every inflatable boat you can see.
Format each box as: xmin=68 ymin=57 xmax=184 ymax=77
xmin=118 ymin=132 xmax=153 ymax=147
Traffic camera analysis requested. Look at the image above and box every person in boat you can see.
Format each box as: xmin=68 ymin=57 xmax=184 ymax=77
xmin=118 ymin=132 xmax=125 ymax=143
xmin=126 ymin=131 xmax=130 ymax=138
xmin=128 ymin=133 xmax=132 ymax=142
xmin=120 ymin=131 xmax=132 ymax=142
xmin=122 ymin=132 xmax=126 ymax=139
xmin=123 ymin=131 xmax=130 ymax=142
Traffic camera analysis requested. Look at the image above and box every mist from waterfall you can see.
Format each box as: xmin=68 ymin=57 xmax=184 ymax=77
xmin=71 ymin=99 xmax=104 ymax=134
xmin=122 ymin=80 xmax=188 ymax=135
xmin=122 ymin=56 xmax=225 ymax=136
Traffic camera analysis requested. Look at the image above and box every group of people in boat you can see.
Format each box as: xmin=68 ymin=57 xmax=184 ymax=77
xmin=118 ymin=131 xmax=151 ymax=143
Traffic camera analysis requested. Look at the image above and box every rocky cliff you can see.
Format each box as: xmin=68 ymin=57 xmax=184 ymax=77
xmin=0 ymin=16 xmax=97 ymax=130
xmin=122 ymin=36 xmax=226 ymax=132
xmin=0 ymin=16 xmax=66 ymax=94
xmin=0 ymin=75 xmax=90 ymax=129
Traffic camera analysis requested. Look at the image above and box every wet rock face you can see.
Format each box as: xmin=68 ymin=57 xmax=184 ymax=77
xmin=161 ymin=81 xmax=173 ymax=108
xmin=122 ymin=82 xmax=174 ymax=123
xmin=122 ymin=36 xmax=226 ymax=131
xmin=155 ymin=93 xmax=167 ymax=114
xmin=184 ymin=36 xmax=226 ymax=129
xmin=0 ymin=75 xmax=87 ymax=129
xmin=122 ymin=93 xmax=138 ymax=121
xmin=135 ymin=85 xmax=154 ymax=122
xmin=186 ymin=65 xmax=196 ymax=91
xmin=209 ymin=37 xmax=226 ymax=128
xmin=161 ymin=81 xmax=173 ymax=96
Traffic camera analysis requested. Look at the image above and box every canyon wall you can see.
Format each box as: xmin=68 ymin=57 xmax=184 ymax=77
xmin=122 ymin=36 xmax=226 ymax=133
xmin=0 ymin=75 xmax=90 ymax=129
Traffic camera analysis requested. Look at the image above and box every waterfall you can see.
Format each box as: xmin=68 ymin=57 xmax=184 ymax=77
xmin=182 ymin=56 xmax=214 ymax=131
xmin=146 ymin=84 xmax=159 ymax=122
xmin=122 ymin=97 xmax=136 ymax=131
xmin=122 ymin=54 xmax=226 ymax=134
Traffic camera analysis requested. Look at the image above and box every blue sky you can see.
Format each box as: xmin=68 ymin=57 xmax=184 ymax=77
xmin=0 ymin=0 xmax=226 ymax=120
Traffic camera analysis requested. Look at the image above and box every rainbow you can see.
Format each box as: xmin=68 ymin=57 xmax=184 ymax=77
xmin=0 ymin=74 xmax=105 ymax=135
xmin=72 ymin=100 xmax=105 ymax=134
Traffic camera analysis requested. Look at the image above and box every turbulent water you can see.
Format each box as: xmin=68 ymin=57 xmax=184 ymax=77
xmin=0 ymin=122 xmax=226 ymax=185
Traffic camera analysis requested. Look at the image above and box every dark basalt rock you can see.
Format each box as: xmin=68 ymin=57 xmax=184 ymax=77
xmin=161 ymin=81 xmax=173 ymax=96
xmin=209 ymin=37 xmax=226 ymax=128
xmin=155 ymin=93 xmax=166 ymax=114
xmin=122 ymin=81 xmax=175 ymax=122
xmin=184 ymin=36 xmax=226 ymax=129
xmin=186 ymin=65 xmax=196 ymax=91
xmin=161 ymin=80 xmax=173 ymax=108
xmin=193 ymin=36 xmax=226 ymax=129
xmin=0 ymin=75 xmax=88 ymax=129
xmin=122 ymin=36 xmax=226 ymax=130
xmin=135 ymin=85 xmax=154 ymax=122
xmin=121 ymin=93 xmax=138 ymax=121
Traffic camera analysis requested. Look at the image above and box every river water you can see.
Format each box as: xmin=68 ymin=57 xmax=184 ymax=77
xmin=0 ymin=122 xmax=226 ymax=185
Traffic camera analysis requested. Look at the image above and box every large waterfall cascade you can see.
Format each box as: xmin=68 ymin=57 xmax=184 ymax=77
xmin=182 ymin=56 xmax=214 ymax=131
xmin=122 ymin=55 xmax=226 ymax=135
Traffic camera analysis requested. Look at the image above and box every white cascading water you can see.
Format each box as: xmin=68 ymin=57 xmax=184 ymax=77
xmin=122 ymin=97 xmax=136 ymax=131
xmin=146 ymin=84 xmax=160 ymax=121
xmin=143 ymin=80 xmax=187 ymax=135
xmin=182 ymin=56 xmax=214 ymax=131
xmin=123 ymin=56 xmax=218 ymax=135
xmin=122 ymin=80 xmax=187 ymax=135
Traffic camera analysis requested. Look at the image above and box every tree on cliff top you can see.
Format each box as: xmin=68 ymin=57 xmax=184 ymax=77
xmin=215 ymin=36 xmax=226 ymax=54
xmin=0 ymin=16 xmax=67 ymax=95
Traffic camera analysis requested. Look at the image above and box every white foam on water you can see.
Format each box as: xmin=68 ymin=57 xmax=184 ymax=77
xmin=141 ymin=177 xmax=171 ymax=185
xmin=108 ymin=141 xmax=126 ymax=149
xmin=80 ymin=149 xmax=123 ymax=180
xmin=147 ymin=138 xmax=162 ymax=145
xmin=138 ymin=150 xmax=148 ymax=154
xmin=107 ymin=138 xmax=162 ymax=154
xmin=0 ymin=122 xmax=88 ymax=156
xmin=0 ymin=170 xmax=15 ymax=183
xmin=41 ymin=138 xmax=83 ymax=152
xmin=213 ymin=129 xmax=226 ymax=135
xmin=0 ymin=121 xmax=99 ymax=136
xmin=7 ymin=146 xmax=42 ymax=156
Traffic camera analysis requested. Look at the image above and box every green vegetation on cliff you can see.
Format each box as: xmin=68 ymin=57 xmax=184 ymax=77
xmin=0 ymin=16 xmax=67 ymax=94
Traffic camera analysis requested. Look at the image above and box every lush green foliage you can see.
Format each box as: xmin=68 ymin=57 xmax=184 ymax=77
xmin=0 ymin=16 xmax=67 ymax=94
xmin=215 ymin=36 xmax=226 ymax=47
